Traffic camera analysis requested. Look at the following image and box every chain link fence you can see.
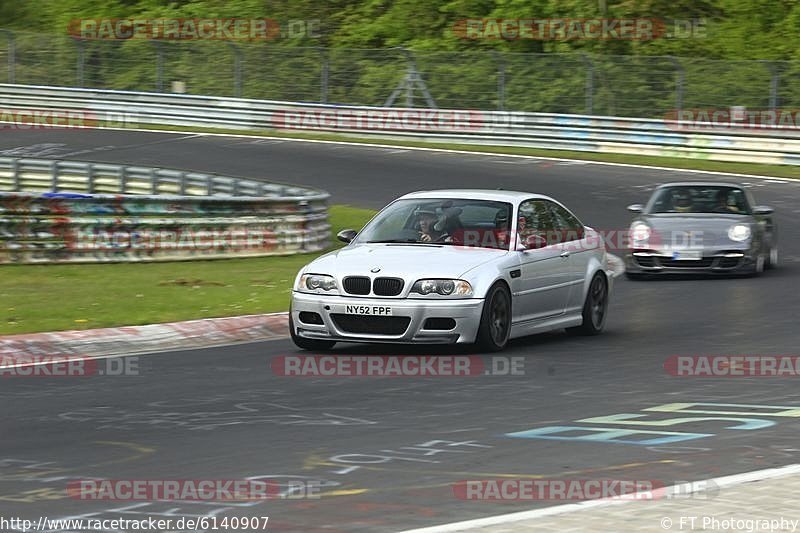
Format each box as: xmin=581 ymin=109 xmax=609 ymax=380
xmin=0 ymin=29 xmax=795 ymax=118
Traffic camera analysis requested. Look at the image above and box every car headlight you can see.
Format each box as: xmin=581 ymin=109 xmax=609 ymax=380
xmin=296 ymin=273 xmax=339 ymax=293
xmin=630 ymin=222 xmax=651 ymax=245
xmin=410 ymin=279 xmax=473 ymax=297
xmin=728 ymin=224 xmax=751 ymax=242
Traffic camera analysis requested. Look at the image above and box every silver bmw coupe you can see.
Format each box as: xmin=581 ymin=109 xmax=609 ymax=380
xmin=625 ymin=182 xmax=778 ymax=278
xmin=290 ymin=190 xmax=613 ymax=352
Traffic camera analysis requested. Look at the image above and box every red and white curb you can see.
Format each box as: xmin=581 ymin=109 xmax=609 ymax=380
xmin=0 ymin=312 xmax=289 ymax=368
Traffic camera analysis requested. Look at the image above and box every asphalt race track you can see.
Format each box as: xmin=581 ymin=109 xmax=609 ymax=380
xmin=2 ymin=129 xmax=800 ymax=532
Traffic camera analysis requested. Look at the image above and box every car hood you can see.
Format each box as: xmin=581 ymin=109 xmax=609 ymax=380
xmin=305 ymin=243 xmax=507 ymax=280
xmin=639 ymin=213 xmax=756 ymax=246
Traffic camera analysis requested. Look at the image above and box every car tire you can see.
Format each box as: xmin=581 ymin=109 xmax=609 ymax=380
xmin=567 ymin=273 xmax=608 ymax=336
xmin=289 ymin=315 xmax=336 ymax=351
xmin=476 ymin=282 xmax=512 ymax=352
xmin=766 ymin=246 xmax=778 ymax=269
xmin=749 ymin=252 xmax=766 ymax=277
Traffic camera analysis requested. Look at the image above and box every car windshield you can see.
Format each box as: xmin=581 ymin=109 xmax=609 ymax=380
xmin=647 ymin=186 xmax=751 ymax=215
xmin=355 ymin=198 xmax=513 ymax=250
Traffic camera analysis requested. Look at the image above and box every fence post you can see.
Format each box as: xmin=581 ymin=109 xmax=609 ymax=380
xmin=668 ymin=56 xmax=684 ymax=115
xmin=0 ymin=30 xmax=15 ymax=84
xmin=761 ymin=61 xmax=780 ymax=111
xmin=493 ymin=51 xmax=505 ymax=111
xmin=405 ymin=49 xmax=415 ymax=108
xmin=154 ymin=42 xmax=164 ymax=92
xmin=87 ymin=163 xmax=95 ymax=193
xmin=51 ymin=161 xmax=59 ymax=192
xmin=227 ymin=42 xmax=243 ymax=97
xmin=319 ymin=47 xmax=329 ymax=104
xmin=76 ymin=38 xmax=85 ymax=87
xmin=120 ymin=166 xmax=127 ymax=193
xmin=11 ymin=158 xmax=19 ymax=191
xmin=581 ymin=54 xmax=594 ymax=114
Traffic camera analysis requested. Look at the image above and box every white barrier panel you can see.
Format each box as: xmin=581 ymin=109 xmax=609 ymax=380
xmin=1 ymin=84 xmax=799 ymax=165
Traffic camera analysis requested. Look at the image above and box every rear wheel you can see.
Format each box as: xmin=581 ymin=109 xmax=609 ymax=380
xmin=568 ymin=273 xmax=608 ymax=336
xmin=476 ymin=283 xmax=511 ymax=352
xmin=289 ymin=315 xmax=336 ymax=351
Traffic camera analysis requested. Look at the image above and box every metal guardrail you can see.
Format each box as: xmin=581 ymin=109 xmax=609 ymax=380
xmin=1 ymin=84 xmax=799 ymax=166
xmin=0 ymin=157 xmax=330 ymax=264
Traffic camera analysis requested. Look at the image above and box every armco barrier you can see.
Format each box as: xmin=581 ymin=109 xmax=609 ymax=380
xmin=0 ymin=158 xmax=330 ymax=264
xmin=2 ymin=84 xmax=800 ymax=166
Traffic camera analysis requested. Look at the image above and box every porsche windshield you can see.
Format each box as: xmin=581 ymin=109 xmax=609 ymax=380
xmin=647 ymin=186 xmax=752 ymax=215
xmin=355 ymin=198 xmax=513 ymax=250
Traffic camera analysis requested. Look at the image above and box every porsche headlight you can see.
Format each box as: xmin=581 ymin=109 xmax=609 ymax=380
xmin=410 ymin=279 xmax=473 ymax=297
xmin=630 ymin=222 xmax=651 ymax=245
xmin=728 ymin=224 xmax=751 ymax=242
xmin=297 ymin=273 xmax=338 ymax=293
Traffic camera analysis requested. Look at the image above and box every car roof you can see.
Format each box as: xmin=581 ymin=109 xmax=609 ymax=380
xmin=655 ymin=181 xmax=745 ymax=189
xmin=398 ymin=189 xmax=552 ymax=203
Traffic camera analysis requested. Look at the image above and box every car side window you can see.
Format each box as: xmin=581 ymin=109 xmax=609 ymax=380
xmin=546 ymin=202 xmax=585 ymax=243
xmin=517 ymin=200 xmax=555 ymax=249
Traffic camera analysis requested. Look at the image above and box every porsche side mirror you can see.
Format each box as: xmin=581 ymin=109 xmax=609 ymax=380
xmin=337 ymin=229 xmax=357 ymax=243
xmin=627 ymin=204 xmax=644 ymax=213
xmin=753 ymin=206 xmax=774 ymax=215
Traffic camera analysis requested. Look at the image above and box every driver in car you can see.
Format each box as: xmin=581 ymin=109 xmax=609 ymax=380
xmin=713 ymin=189 xmax=741 ymax=213
xmin=418 ymin=210 xmax=446 ymax=242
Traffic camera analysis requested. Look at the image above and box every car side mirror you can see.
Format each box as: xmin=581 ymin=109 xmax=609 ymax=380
xmin=753 ymin=206 xmax=773 ymax=215
xmin=627 ymin=204 xmax=644 ymax=213
xmin=337 ymin=229 xmax=357 ymax=243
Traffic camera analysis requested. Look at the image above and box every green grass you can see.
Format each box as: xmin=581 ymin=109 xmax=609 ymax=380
xmin=127 ymin=122 xmax=800 ymax=180
xmin=0 ymin=205 xmax=376 ymax=335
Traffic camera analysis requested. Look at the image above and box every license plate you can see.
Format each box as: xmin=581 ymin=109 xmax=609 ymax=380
xmin=672 ymin=250 xmax=702 ymax=260
xmin=344 ymin=305 xmax=393 ymax=316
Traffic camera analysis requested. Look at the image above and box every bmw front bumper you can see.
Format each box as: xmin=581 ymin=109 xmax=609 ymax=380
xmin=291 ymin=292 xmax=485 ymax=344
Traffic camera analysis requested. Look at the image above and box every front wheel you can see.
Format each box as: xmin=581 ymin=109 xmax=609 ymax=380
xmin=567 ymin=273 xmax=608 ymax=336
xmin=289 ymin=315 xmax=336 ymax=351
xmin=475 ymin=283 xmax=512 ymax=352
xmin=766 ymin=246 xmax=778 ymax=270
xmin=748 ymin=252 xmax=766 ymax=277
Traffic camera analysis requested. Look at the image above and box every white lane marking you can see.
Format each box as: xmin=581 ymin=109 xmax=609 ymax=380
xmin=397 ymin=463 xmax=800 ymax=533
xmin=2 ymin=121 xmax=797 ymax=184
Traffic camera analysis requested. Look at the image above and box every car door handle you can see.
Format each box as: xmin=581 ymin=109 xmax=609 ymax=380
xmin=560 ymin=250 xmax=570 ymax=258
